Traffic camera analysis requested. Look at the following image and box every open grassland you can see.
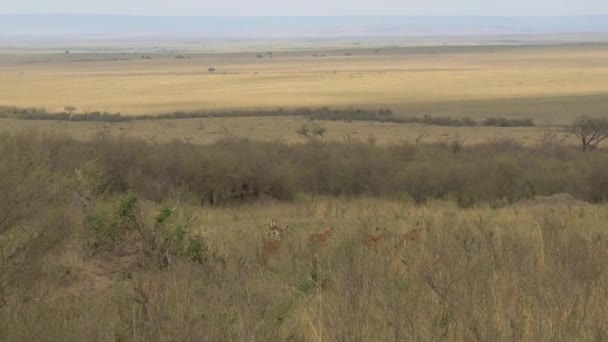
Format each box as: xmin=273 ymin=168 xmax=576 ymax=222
xmin=1 ymin=44 xmax=608 ymax=124
xmin=0 ymin=116 xmax=557 ymax=146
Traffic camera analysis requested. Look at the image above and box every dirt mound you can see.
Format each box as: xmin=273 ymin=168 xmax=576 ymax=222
xmin=522 ymin=193 xmax=589 ymax=206
xmin=48 ymin=239 xmax=134 ymax=301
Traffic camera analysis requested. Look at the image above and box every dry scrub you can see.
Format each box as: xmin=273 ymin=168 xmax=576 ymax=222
xmin=1 ymin=132 xmax=608 ymax=341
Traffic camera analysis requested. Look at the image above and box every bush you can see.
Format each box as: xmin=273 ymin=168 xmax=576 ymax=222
xmin=0 ymin=132 xmax=72 ymax=306
xmin=2 ymin=105 xmax=533 ymax=128
xmin=482 ymin=117 xmax=534 ymax=127
xmin=85 ymin=191 xmax=207 ymax=268
xmin=2 ymin=131 xmax=608 ymax=208
xmin=0 ymin=105 xmax=47 ymax=116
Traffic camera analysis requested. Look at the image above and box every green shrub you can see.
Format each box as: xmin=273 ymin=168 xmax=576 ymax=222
xmin=86 ymin=193 xmax=141 ymax=249
xmin=85 ymin=191 xmax=207 ymax=268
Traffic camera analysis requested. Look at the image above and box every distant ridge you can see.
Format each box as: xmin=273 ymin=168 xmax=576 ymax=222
xmin=2 ymin=15 xmax=608 ymax=38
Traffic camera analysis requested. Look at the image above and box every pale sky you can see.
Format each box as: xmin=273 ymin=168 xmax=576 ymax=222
xmin=1 ymin=0 xmax=607 ymax=17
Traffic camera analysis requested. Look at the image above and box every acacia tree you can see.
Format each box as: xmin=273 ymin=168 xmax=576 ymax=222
xmin=569 ymin=117 xmax=608 ymax=151
xmin=63 ymin=105 xmax=76 ymax=120
xmin=297 ymin=122 xmax=326 ymax=143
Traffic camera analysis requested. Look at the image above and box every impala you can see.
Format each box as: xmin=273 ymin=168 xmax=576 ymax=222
xmin=262 ymin=238 xmax=283 ymax=255
xmin=400 ymin=228 xmax=426 ymax=245
xmin=364 ymin=228 xmax=387 ymax=248
xmin=309 ymin=227 xmax=334 ymax=245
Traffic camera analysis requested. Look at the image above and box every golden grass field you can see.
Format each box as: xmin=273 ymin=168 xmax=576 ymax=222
xmin=2 ymin=43 xmax=607 ymax=146
xmin=1 ymin=44 xmax=608 ymax=124
xmin=0 ymin=116 xmax=559 ymax=146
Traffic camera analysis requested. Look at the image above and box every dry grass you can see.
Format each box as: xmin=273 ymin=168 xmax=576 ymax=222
xmin=2 ymin=196 xmax=608 ymax=341
xmin=1 ymin=131 xmax=607 ymax=340
xmin=0 ymin=116 xmax=558 ymax=146
xmin=2 ymin=42 xmax=608 ymax=340
xmin=1 ymin=44 xmax=608 ymax=124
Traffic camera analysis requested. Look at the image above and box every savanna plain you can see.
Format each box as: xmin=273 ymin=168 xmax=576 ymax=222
xmin=1 ymin=41 xmax=608 ymax=341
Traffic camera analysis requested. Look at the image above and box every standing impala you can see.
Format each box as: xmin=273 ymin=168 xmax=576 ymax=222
xmin=364 ymin=228 xmax=388 ymax=248
xmin=309 ymin=227 xmax=334 ymax=246
xmin=261 ymin=219 xmax=288 ymax=260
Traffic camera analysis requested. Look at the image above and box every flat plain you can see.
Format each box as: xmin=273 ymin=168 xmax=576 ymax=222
xmin=0 ymin=116 xmax=557 ymax=146
xmin=2 ymin=43 xmax=608 ymax=145
xmin=1 ymin=43 xmax=608 ymax=121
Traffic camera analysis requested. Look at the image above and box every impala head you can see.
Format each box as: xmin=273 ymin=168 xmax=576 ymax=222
xmin=269 ymin=219 xmax=288 ymax=240
xmin=270 ymin=219 xmax=287 ymax=230
xmin=375 ymin=227 xmax=387 ymax=235
xmin=269 ymin=226 xmax=288 ymax=239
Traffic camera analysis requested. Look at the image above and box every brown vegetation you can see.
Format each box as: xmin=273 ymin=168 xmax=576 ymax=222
xmin=10 ymin=130 xmax=603 ymax=206
xmin=0 ymin=105 xmax=534 ymax=127
xmin=1 ymin=130 xmax=608 ymax=340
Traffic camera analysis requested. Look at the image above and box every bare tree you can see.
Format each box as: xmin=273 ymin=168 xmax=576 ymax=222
xmin=342 ymin=133 xmax=355 ymax=144
xmin=537 ymin=128 xmax=570 ymax=149
xmin=64 ymin=105 xmax=77 ymax=117
xmin=568 ymin=117 xmax=608 ymax=151
xmin=415 ymin=125 xmax=431 ymax=147
xmin=297 ymin=122 xmax=326 ymax=143
xmin=96 ymin=123 xmax=112 ymax=141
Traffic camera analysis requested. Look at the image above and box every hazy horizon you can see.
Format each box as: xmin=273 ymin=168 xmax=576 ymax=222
xmin=4 ymin=14 xmax=608 ymax=40
xmin=4 ymin=13 xmax=608 ymax=18
xmin=3 ymin=0 xmax=608 ymax=17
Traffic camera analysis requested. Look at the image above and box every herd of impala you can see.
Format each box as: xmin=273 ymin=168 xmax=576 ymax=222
xmin=262 ymin=218 xmax=426 ymax=257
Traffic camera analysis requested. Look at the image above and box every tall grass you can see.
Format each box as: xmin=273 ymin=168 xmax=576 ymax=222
xmin=1 ymin=197 xmax=607 ymax=341
xmin=1 ymin=131 xmax=607 ymax=341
